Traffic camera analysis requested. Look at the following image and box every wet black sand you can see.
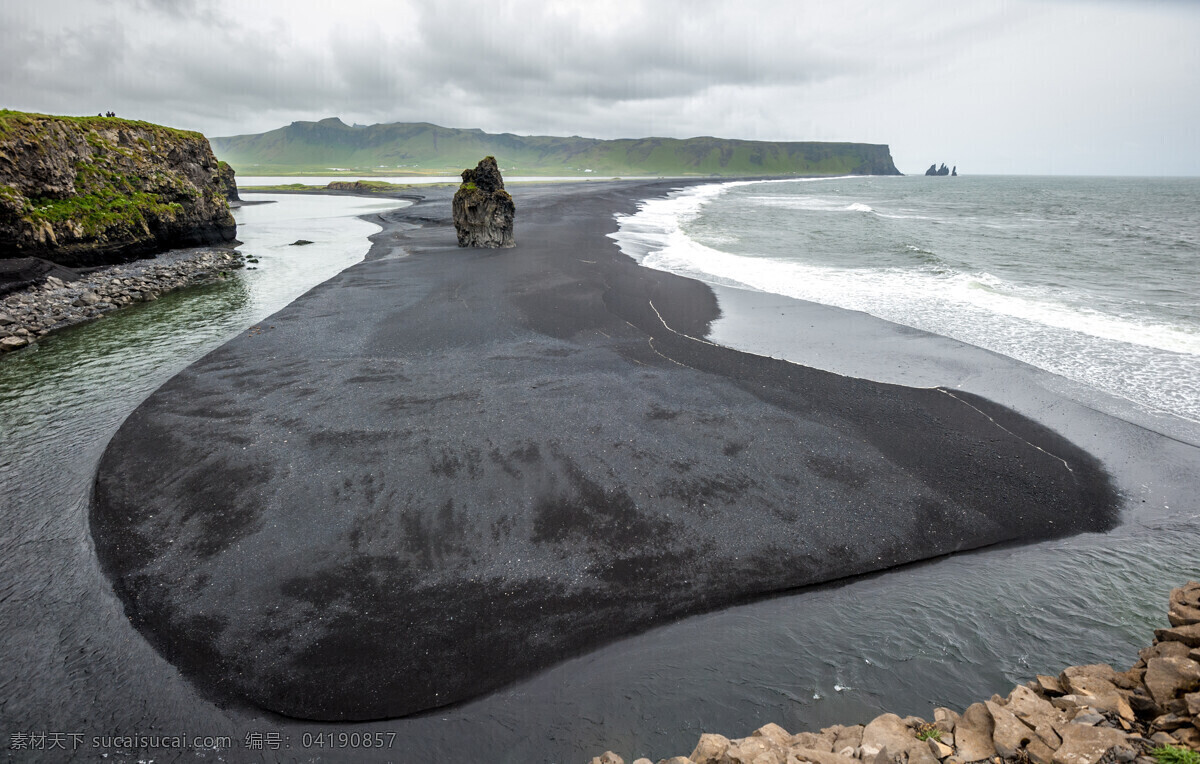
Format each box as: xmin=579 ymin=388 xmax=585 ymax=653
xmin=90 ymin=180 xmax=1120 ymax=721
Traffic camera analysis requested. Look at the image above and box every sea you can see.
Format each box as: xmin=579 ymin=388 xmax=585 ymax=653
xmin=611 ymin=175 xmax=1200 ymax=425
xmin=0 ymin=180 xmax=1198 ymax=763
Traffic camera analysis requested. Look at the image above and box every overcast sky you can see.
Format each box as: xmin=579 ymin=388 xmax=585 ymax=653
xmin=3 ymin=0 xmax=1198 ymax=175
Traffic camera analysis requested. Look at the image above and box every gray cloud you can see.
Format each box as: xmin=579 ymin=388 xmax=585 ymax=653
xmin=2 ymin=0 xmax=1198 ymax=174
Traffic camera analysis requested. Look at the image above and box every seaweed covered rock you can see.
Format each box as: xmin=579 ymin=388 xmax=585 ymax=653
xmin=0 ymin=110 xmax=237 ymax=268
xmin=452 ymin=156 xmax=514 ymax=248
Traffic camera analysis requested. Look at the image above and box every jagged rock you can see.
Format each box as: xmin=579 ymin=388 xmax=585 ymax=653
xmin=1151 ymin=713 xmax=1191 ymax=732
xmin=933 ymin=708 xmax=961 ymax=734
xmin=0 ymin=335 xmax=27 ymax=351
xmin=860 ymin=714 xmax=939 ymax=764
xmin=1142 ymin=641 xmax=1194 ymax=663
xmin=1006 ymin=686 xmax=1068 ymax=748
xmin=790 ymin=747 xmax=861 ymax=764
xmin=1038 ymin=676 xmax=1066 ymax=696
xmin=1059 ymin=672 xmax=1135 ymax=721
xmin=452 ymin=156 xmax=515 ymax=248
xmin=928 ymin=737 xmax=955 ymax=759
xmin=1051 ymin=725 xmax=1132 ymax=764
xmin=986 ymin=700 xmax=1036 ymax=758
xmin=830 ymin=726 xmax=864 ymax=752
xmin=1155 ymin=624 xmax=1200 ymax=648
xmin=789 ymin=731 xmax=836 ymax=752
xmin=216 ymin=160 xmax=240 ymax=201
xmin=1169 ymin=582 xmax=1200 ymax=627
xmin=951 ymin=166 xmax=958 ymax=176
xmin=752 ymin=724 xmax=792 ymax=747
xmin=689 ymin=733 xmax=732 ymax=764
xmin=954 ymin=703 xmax=998 ymax=762
xmin=722 ymin=736 xmax=784 ymax=764
xmin=1144 ymin=656 xmax=1200 ymax=707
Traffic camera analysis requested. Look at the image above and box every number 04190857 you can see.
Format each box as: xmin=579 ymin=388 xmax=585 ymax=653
xmin=301 ymin=732 xmax=397 ymax=749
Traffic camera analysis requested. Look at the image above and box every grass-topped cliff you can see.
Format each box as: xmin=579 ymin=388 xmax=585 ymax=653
xmin=212 ymin=118 xmax=901 ymax=177
xmin=0 ymin=110 xmax=236 ymax=267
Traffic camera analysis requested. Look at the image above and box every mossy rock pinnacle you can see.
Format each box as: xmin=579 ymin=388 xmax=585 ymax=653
xmin=452 ymin=156 xmax=515 ymax=248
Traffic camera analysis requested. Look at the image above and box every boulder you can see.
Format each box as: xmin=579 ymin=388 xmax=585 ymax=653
xmin=452 ymin=156 xmax=515 ymax=248
xmin=1144 ymin=656 xmax=1200 ymax=706
xmin=721 ymin=736 xmax=784 ymax=764
xmin=689 ymin=733 xmax=731 ymax=764
xmin=589 ymin=753 xmax=623 ymax=764
xmin=1168 ymin=582 xmax=1200 ymax=627
xmin=954 ymin=703 xmax=997 ymax=762
xmin=985 ymin=700 xmax=1036 ymax=758
xmin=1051 ymin=725 xmax=1132 ymax=764
xmin=789 ymin=748 xmax=861 ymax=764
xmin=752 ymin=724 xmax=792 ymax=747
xmin=1155 ymin=623 xmax=1200 ymax=648
xmin=860 ymin=714 xmax=938 ymax=764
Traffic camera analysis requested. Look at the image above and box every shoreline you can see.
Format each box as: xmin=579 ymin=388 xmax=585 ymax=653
xmin=90 ymin=177 xmax=1121 ymax=722
xmin=587 ymin=582 xmax=1200 ymax=764
xmin=0 ymin=246 xmax=245 ymax=354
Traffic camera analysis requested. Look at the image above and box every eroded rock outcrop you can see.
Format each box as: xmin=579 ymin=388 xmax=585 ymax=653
xmin=589 ymin=582 xmax=1200 ymax=764
xmin=925 ymin=163 xmax=951 ymax=176
xmin=452 ymin=156 xmax=515 ymax=248
xmin=216 ymin=160 xmax=239 ymax=202
xmin=0 ymin=110 xmax=237 ymax=268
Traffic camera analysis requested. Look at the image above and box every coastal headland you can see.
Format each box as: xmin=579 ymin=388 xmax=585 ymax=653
xmin=91 ymin=179 xmax=1120 ymax=721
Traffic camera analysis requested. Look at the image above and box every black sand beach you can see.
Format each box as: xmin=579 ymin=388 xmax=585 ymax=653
xmin=90 ymin=180 xmax=1120 ymax=721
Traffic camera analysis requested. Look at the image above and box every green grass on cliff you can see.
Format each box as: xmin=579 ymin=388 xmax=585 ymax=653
xmin=27 ymin=187 xmax=184 ymax=237
xmin=1 ymin=109 xmax=227 ymax=247
xmin=0 ymin=109 xmax=202 ymax=142
xmin=211 ymin=117 xmax=900 ymax=177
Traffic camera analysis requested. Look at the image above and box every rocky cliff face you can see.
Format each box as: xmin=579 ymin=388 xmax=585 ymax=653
xmin=0 ymin=110 xmax=237 ymax=268
xmin=216 ymin=160 xmax=240 ymax=202
xmin=452 ymin=156 xmax=515 ymax=248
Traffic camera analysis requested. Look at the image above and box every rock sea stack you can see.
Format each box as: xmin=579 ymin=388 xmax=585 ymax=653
xmin=0 ymin=110 xmax=237 ymax=269
xmin=452 ymin=156 xmax=515 ymax=248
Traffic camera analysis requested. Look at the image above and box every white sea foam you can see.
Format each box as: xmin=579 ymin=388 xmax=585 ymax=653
xmin=609 ymin=180 xmax=1200 ymax=422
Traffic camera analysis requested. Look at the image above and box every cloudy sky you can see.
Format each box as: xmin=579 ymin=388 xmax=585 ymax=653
xmin=3 ymin=0 xmax=1198 ymax=175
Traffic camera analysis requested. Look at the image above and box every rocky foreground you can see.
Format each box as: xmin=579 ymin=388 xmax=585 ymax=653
xmin=590 ymin=583 xmax=1200 ymax=764
xmin=0 ymin=248 xmax=244 ymax=353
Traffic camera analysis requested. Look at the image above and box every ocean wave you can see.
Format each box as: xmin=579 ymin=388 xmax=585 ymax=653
xmin=609 ymin=181 xmax=1200 ymax=421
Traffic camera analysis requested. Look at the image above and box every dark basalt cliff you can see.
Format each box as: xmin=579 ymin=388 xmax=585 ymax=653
xmin=216 ymin=160 xmax=240 ymax=202
xmin=0 ymin=110 xmax=237 ymax=268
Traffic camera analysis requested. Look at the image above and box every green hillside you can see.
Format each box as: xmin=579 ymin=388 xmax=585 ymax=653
xmin=211 ymin=118 xmax=901 ymax=177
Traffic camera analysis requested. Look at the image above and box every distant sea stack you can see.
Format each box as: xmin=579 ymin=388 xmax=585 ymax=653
xmin=925 ymin=163 xmax=955 ymax=176
xmin=452 ymin=156 xmax=515 ymax=248
xmin=212 ymin=117 xmax=902 ymax=177
xmin=0 ymin=110 xmax=237 ymax=268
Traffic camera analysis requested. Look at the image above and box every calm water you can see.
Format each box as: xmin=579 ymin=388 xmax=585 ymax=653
xmin=613 ymin=176 xmax=1200 ymax=423
xmin=0 ymin=184 xmax=1198 ymax=763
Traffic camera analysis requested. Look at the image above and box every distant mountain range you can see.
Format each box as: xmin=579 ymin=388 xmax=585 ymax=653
xmin=211 ymin=118 xmax=901 ymax=177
